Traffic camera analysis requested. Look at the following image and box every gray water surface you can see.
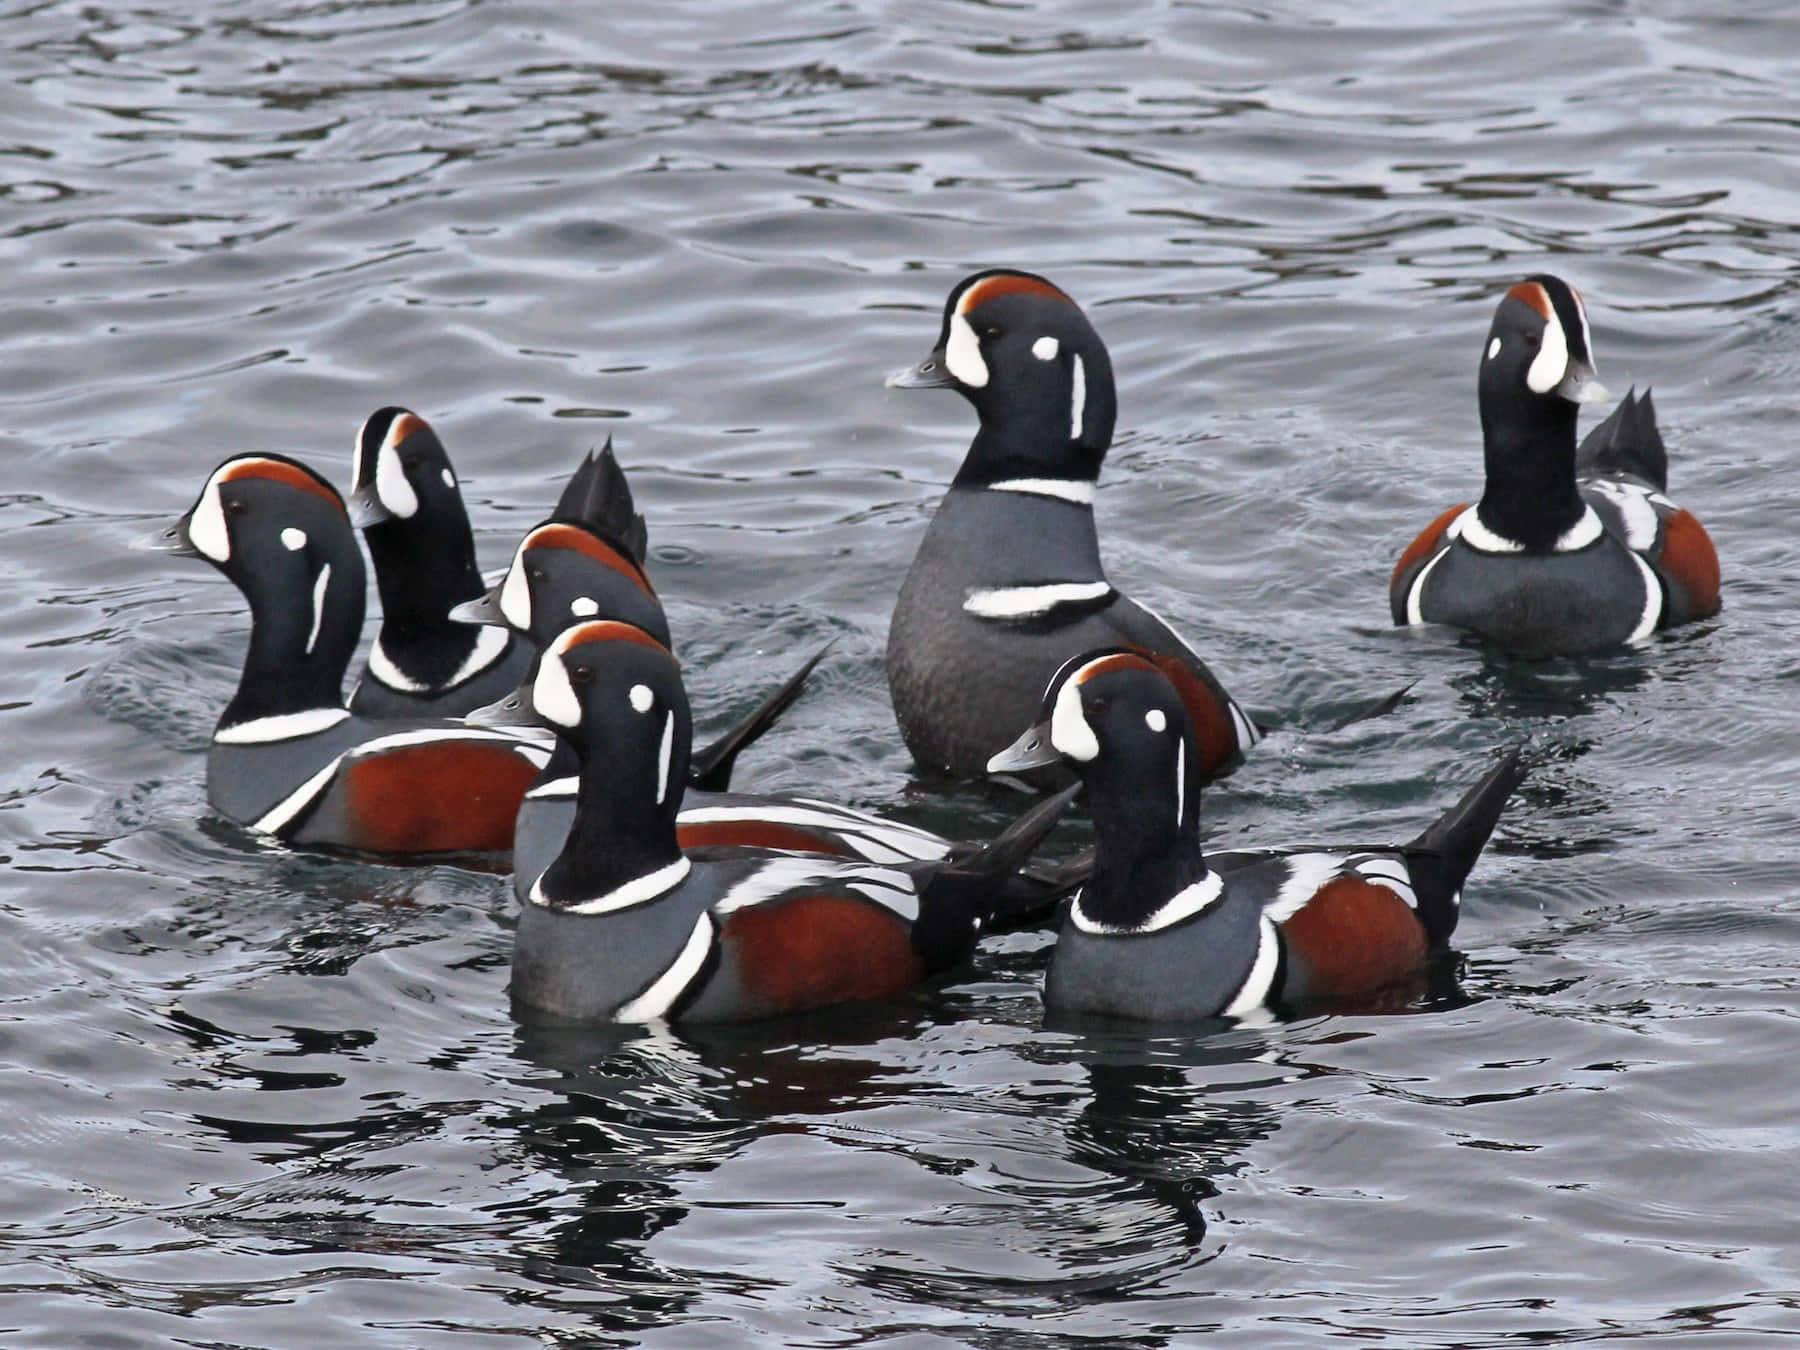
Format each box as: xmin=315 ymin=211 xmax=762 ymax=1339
xmin=4 ymin=2 xmax=1799 ymax=1345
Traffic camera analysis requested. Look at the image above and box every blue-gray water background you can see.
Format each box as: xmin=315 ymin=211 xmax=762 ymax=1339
xmin=4 ymin=1 xmax=1798 ymax=1344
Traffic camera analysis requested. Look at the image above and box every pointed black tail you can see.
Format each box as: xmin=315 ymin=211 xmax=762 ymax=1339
xmin=1576 ymin=387 xmax=1667 ymax=492
xmin=1404 ymin=747 xmax=1528 ymax=943
xmin=686 ymin=640 xmax=834 ymax=793
xmin=554 ymin=437 xmax=651 ymax=565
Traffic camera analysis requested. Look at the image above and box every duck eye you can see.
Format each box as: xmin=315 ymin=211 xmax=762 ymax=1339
xmin=526 ymin=566 xmax=547 ymax=585
xmin=225 ymin=498 xmax=248 ymax=516
xmin=568 ymin=665 xmax=593 ymax=685
xmin=981 ymin=324 xmax=1004 ymax=341
xmin=1523 ymin=331 xmax=1541 ymax=350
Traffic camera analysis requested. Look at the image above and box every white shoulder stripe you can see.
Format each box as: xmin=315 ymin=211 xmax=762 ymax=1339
xmin=1223 ymin=916 xmax=1281 ymax=1018
xmin=1404 ymin=545 xmax=1452 ymax=625
xmin=614 ymin=913 xmax=714 ymax=1022
xmin=964 ymin=580 xmax=1112 ymax=619
xmin=1262 ymin=854 xmax=1347 ymax=924
xmin=1624 ymin=550 xmax=1663 ymax=644
xmin=252 ymin=759 xmax=346 ymax=836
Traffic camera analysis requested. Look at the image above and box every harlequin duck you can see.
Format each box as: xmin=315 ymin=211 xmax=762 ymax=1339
xmin=885 ymin=269 xmax=1258 ymax=784
xmin=346 ymin=407 xmax=532 ymax=718
xmin=485 ymin=619 xmax=1077 ymax=1024
xmin=452 ymin=498 xmax=966 ymax=898
xmin=989 ymin=649 xmax=1525 ymax=1020
xmin=1391 ymin=276 xmax=1721 ymax=656
xmin=142 ymin=453 xmax=550 ymax=854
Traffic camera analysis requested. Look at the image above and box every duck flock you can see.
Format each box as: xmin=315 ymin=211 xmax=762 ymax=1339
xmin=144 ymin=268 xmax=1721 ymax=1027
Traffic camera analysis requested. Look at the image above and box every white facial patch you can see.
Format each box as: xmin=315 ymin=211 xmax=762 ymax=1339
xmin=1069 ymin=354 xmax=1087 ymax=442
xmin=570 ymin=596 xmax=598 ymax=618
xmin=1525 ymin=307 xmax=1569 ymax=394
xmin=306 ymin=562 xmax=330 ymax=655
xmin=944 ymin=311 xmax=989 ymax=388
xmin=1486 ymin=337 xmax=1501 ymax=361
xmin=533 ymin=647 xmax=582 ymax=729
xmin=187 ymin=475 xmax=233 ymax=563
xmin=1145 ymin=708 xmax=1167 ymax=733
xmin=498 ymin=554 xmax=533 ymax=631
xmin=1032 ymin=336 xmax=1059 ymax=361
xmin=375 ymin=435 xmax=420 ymax=519
xmin=629 ymin=683 xmax=653 ymax=714
xmin=280 ymin=527 xmax=306 ymax=551
xmin=1049 ymin=668 xmax=1100 ymax=763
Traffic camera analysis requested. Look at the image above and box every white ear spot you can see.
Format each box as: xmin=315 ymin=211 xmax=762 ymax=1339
xmin=569 ymin=596 xmax=599 ymax=618
xmin=1486 ymin=337 xmax=1501 ymax=361
xmin=1050 ymin=672 xmax=1100 ymax=763
xmin=628 ymin=683 xmax=654 ymax=714
xmin=944 ymin=311 xmax=990 ymax=388
xmin=1525 ymin=309 xmax=1570 ymax=394
xmin=498 ymin=554 xmax=532 ymax=630
xmin=1032 ymin=336 xmax=1059 ymax=361
xmin=1145 ymin=708 xmax=1167 ymax=733
xmin=375 ymin=438 xmax=420 ymax=519
xmin=441 ymin=467 xmax=456 ymax=490
xmin=534 ymin=651 xmax=582 ymax=729
xmin=280 ymin=527 xmax=307 ymax=551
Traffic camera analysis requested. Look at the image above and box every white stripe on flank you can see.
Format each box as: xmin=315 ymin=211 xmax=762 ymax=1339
xmin=540 ymin=856 xmax=692 ymax=916
xmin=1069 ymin=870 xmax=1223 ymax=935
xmin=614 ymin=913 xmax=714 ymax=1022
xmin=986 ymin=478 xmax=1094 ymax=506
xmin=1261 ymin=854 xmax=1347 ymax=924
xmin=964 ymin=581 xmax=1112 ymax=620
xmin=215 ymin=707 xmax=350 ymax=744
xmin=1222 ymin=916 xmax=1282 ymax=1018
xmin=306 ymin=563 xmax=331 ymax=655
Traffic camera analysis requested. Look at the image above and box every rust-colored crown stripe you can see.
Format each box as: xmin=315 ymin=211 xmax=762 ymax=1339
xmin=959 ymin=273 xmax=1072 ymax=316
xmin=554 ymin=619 xmax=672 ymax=657
xmin=1073 ymin=651 xmax=1162 ymax=686
xmin=220 ymin=457 xmax=346 ymax=515
xmin=388 ymin=411 xmax=429 ymax=446
xmin=1505 ymin=281 xmax=1552 ymax=319
xmin=525 ymin=522 xmax=656 ymax=597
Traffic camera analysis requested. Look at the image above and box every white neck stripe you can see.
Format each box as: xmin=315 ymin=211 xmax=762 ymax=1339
xmin=305 ymin=563 xmax=331 ymax=655
xmin=964 ymin=580 xmax=1112 ymax=620
xmin=1069 ymin=870 xmax=1224 ymax=934
xmin=215 ymin=707 xmax=351 ymax=744
xmin=1451 ymin=504 xmax=1602 ymax=555
xmin=986 ymin=478 xmax=1094 ymax=506
xmin=537 ymin=855 xmax=692 ymax=915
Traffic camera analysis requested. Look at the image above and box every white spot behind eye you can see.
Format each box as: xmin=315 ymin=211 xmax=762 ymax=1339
xmin=441 ymin=468 xmax=456 ymax=490
xmin=1032 ymin=336 xmax=1059 ymax=361
xmin=1486 ymin=337 xmax=1501 ymax=361
xmin=945 ymin=311 xmax=990 ymax=388
xmin=1526 ymin=309 xmax=1569 ymax=394
xmin=569 ymin=596 xmax=599 ymax=617
xmin=1145 ymin=708 xmax=1167 ymax=733
xmin=629 ymin=683 xmax=653 ymax=714
xmin=281 ymin=527 xmax=307 ymax=551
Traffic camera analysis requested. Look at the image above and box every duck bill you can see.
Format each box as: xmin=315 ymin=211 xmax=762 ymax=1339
xmin=885 ymin=347 xmax=955 ymax=390
xmin=987 ymin=720 xmax=1061 ymax=774
xmin=133 ymin=514 xmax=200 ymax=558
xmin=448 ymin=586 xmax=506 ymax=627
xmin=347 ymin=484 xmax=392 ymax=528
xmin=465 ymin=684 xmax=538 ymax=729
xmin=1554 ymin=359 xmax=1610 ymax=406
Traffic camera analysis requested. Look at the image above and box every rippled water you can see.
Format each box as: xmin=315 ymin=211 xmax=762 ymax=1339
xmin=5 ymin=1 xmax=1799 ymax=1343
